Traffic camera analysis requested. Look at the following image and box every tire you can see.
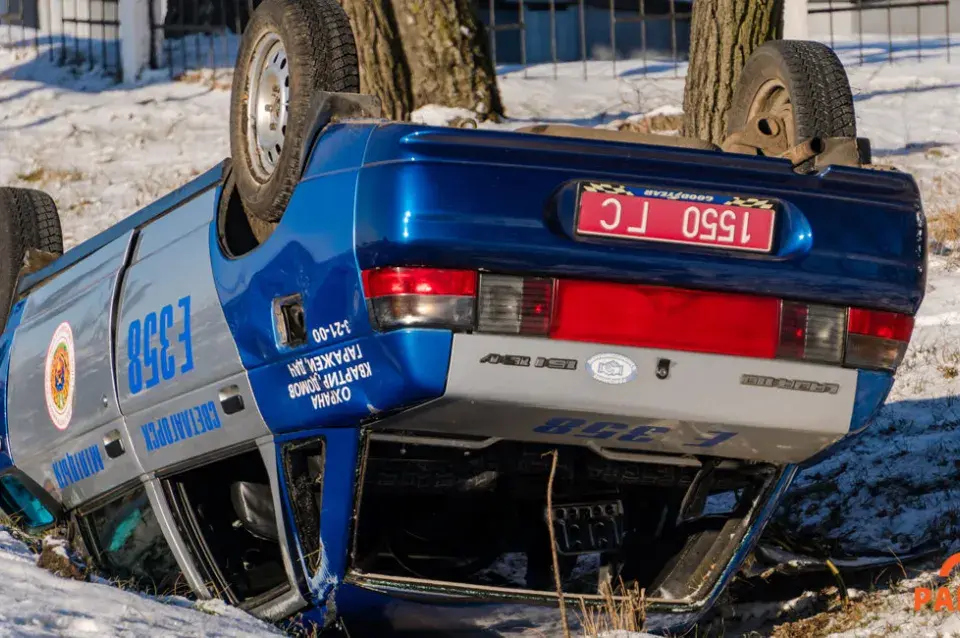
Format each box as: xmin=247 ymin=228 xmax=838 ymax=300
xmin=727 ymin=40 xmax=857 ymax=148
xmin=9 ymin=188 xmax=64 ymax=256
xmin=230 ymin=0 xmax=360 ymax=223
xmin=0 ymin=190 xmax=29 ymax=330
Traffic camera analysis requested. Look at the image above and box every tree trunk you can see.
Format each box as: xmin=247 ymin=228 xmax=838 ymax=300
xmin=682 ymin=0 xmax=784 ymax=145
xmin=338 ymin=0 xmax=413 ymax=121
xmin=390 ymin=0 xmax=504 ymax=120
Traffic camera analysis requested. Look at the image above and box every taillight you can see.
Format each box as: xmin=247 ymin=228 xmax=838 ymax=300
xmin=550 ymin=280 xmax=781 ymax=359
xmin=477 ymin=274 xmax=554 ymax=335
xmin=362 ymin=267 xmax=476 ymax=331
xmin=776 ymin=302 xmax=847 ymax=365
xmin=360 ymin=267 xmax=914 ymax=372
xmin=845 ymin=308 xmax=914 ymax=371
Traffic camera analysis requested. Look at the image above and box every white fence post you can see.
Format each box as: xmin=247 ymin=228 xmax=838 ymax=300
xmin=119 ymin=0 xmax=149 ymax=81
xmin=38 ymin=0 xmax=62 ymax=34
xmin=783 ymin=0 xmax=810 ymax=40
xmin=152 ymin=0 xmax=165 ymax=70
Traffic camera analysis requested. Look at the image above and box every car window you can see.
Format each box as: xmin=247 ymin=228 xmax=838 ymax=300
xmin=84 ymin=488 xmax=186 ymax=596
xmin=165 ymin=448 xmax=289 ymax=606
xmin=0 ymin=475 xmax=54 ymax=528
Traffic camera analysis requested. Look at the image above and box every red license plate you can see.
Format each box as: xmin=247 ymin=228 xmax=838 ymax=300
xmin=576 ymin=185 xmax=777 ymax=253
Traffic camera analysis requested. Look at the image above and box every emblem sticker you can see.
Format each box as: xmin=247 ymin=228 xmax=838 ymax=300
xmin=586 ymin=353 xmax=637 ymax=385
xmin=44 ymin=322 xmax=76 ymax=431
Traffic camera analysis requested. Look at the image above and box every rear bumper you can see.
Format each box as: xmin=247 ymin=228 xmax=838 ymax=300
xmin=371 ymin=333 xmax=865 ymax=465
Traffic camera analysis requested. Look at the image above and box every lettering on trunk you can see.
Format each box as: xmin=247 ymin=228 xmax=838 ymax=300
xmin=740 ymin=374 xmax=840 ymax=395
xmin=480 ymin=354 xmax=578 ymax=371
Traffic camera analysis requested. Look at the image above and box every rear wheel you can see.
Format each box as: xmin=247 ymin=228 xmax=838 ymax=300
xmin=727 ymin=40 xmax=857 ymax=148
xmin=229 ymin=0 xmax=360 ymax=223
xmin=0 ymin=188 xmax=64 ymax=329
xmin=0 ymin=190 xmax=29 ymax=330
xmin=10 ymin=188 xmax=64 ymax=256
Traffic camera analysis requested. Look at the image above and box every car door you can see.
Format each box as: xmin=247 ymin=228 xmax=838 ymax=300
xmin=113 ymin=187 xmax=270 ymax=473
xmin=112 ymin=180 xmax=308 ymax=618
xmin=6 ymin=230 xmax=139 ymax=509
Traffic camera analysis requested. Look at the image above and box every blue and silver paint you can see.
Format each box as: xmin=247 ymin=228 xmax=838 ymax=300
xmin=0 ymin=119 xmax=928 ymax=632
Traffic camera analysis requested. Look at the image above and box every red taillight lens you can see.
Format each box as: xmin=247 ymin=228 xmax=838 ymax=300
xmin=359 ymin=268 xmax=915 ymax=373
xmin=845 ymin=307 xmax=914 ymax=371
xmin=362 ymin=267 xmax=477 ymax=330
xmin=362 ymin=268 xmax=477 ymax=298
xmin=551 ymin=281 xmax=781 ymax=358
xmin=848 ymin=308 xmax=914 ymax=341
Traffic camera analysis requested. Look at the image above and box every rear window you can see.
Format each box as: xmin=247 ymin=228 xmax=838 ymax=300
xmin=82 ymin=487 xmax=187 ymax=596
xmin=0 ymin=475 xmax=54 ymax=529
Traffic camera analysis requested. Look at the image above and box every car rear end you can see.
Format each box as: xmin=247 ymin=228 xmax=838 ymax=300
xmin=293 ymin=121 xmax=926 ymax=632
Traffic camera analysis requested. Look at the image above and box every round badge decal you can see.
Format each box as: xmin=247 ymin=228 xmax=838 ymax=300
xmin=44 ymin=322 xmax=76 ymax=431
xmin=586 ymin=353 xmax=638 ymax=385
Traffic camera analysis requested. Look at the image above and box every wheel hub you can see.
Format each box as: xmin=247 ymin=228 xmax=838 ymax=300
xmin=246 ymin=32 xmax=290 ymax=182
xmin=748 ymin=79 xmax=796 ymax=146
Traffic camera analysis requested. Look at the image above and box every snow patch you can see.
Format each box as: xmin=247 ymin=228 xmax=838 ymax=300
xmin=410 ymin=105 xmax=479 ymax=127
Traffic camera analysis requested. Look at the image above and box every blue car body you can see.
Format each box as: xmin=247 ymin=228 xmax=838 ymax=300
xmin=0 ymin=119 xmax=926 ymax=635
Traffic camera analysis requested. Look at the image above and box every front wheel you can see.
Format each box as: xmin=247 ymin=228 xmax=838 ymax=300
xmin=229 ymin=0 xmax=360 ymax=223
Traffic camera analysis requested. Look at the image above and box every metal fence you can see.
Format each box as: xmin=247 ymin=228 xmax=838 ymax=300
xmin=149 ymin=0 xmax=694 ymax=80
xmin=152 ymin=0 xmax=248 ymax=78
xmin=0 ymin=0 xmax=956 ymax=83
xmin=810 ymin=0 xmax=951 ymax=63
xmin=483 ymin=0 xmax=692 ymax=80
xmin=0 ymin=0 xmax=121 ymax=78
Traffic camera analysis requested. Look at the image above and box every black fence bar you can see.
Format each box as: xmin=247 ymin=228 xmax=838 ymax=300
xmin=668 ymin=0 xmax=677 ymax=76
xmin=639 ymin=0 xmax=648 ymax=77
xmin=579 ymin=0 xmax=586 ymax=79
xmin=549 ymin=0 xmax=556 ymax=78
xmin=610 ymin=1 xmax=689 ymax=78
xmin=609 ymin=0 xmax=616 ymax=76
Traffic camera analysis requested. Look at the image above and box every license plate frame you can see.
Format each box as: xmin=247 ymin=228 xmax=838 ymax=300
xmin=575 ymin=182 xmax=779 ymax=254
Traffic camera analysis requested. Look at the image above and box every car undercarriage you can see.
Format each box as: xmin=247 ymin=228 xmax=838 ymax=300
xmin=330 ymin=432 xmax=788 ymax=608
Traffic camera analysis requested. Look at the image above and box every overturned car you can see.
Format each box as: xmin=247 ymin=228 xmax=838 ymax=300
xmin=0 ymin=0 xmax=926 ymax=634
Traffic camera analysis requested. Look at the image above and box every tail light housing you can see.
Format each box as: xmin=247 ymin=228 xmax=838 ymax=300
xmin=361 ymin=268 xmax=477 ymax=331
xmin=477 ymin=275 xmax=554 ymax=335
xmin=845 ymin=308 xmax=914 ymax=371
xmin=361 ymin=267 xmax=914 ymax=373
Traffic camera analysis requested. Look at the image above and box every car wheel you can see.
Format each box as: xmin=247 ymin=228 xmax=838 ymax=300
xmin=727 ymin=40 xmax=857 ymax=149
xmin=230 ymin=0 xmax=360 ymax=223
xmin=0 ymin=189 xmax=30 ymax=330
xmin=9 ymin=188 xmax=65 ymax=256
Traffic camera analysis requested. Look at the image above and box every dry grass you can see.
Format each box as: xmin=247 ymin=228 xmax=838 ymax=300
xmin=617 ymin=113 xmax=684 ymax=134
xmin=577 ymin=579 xmax=648 ymax=637
xmin=928 ymin=202 xmax=960 ymax=249
xmin=769 ymin=594 xmax=883 ymax=638
xmin=16 ymin=166 xmax=84 ymax=184
xmin=173 ymin=69 xmax=233 ymax=91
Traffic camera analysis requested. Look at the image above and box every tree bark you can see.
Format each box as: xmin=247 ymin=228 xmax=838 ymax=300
xmin=390 ymin=0 xmax=504 ymax=120
xmin=682 ymin=0 xmax=784 ymax=145
xmin=338 ymin=0 xmax=413 ymax=121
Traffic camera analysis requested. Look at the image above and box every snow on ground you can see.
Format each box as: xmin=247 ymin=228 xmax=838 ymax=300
xmin=0 ymin=529 xmax=281 ymax=637
xmin=4 ymin=28 xmax=960 ymax=638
